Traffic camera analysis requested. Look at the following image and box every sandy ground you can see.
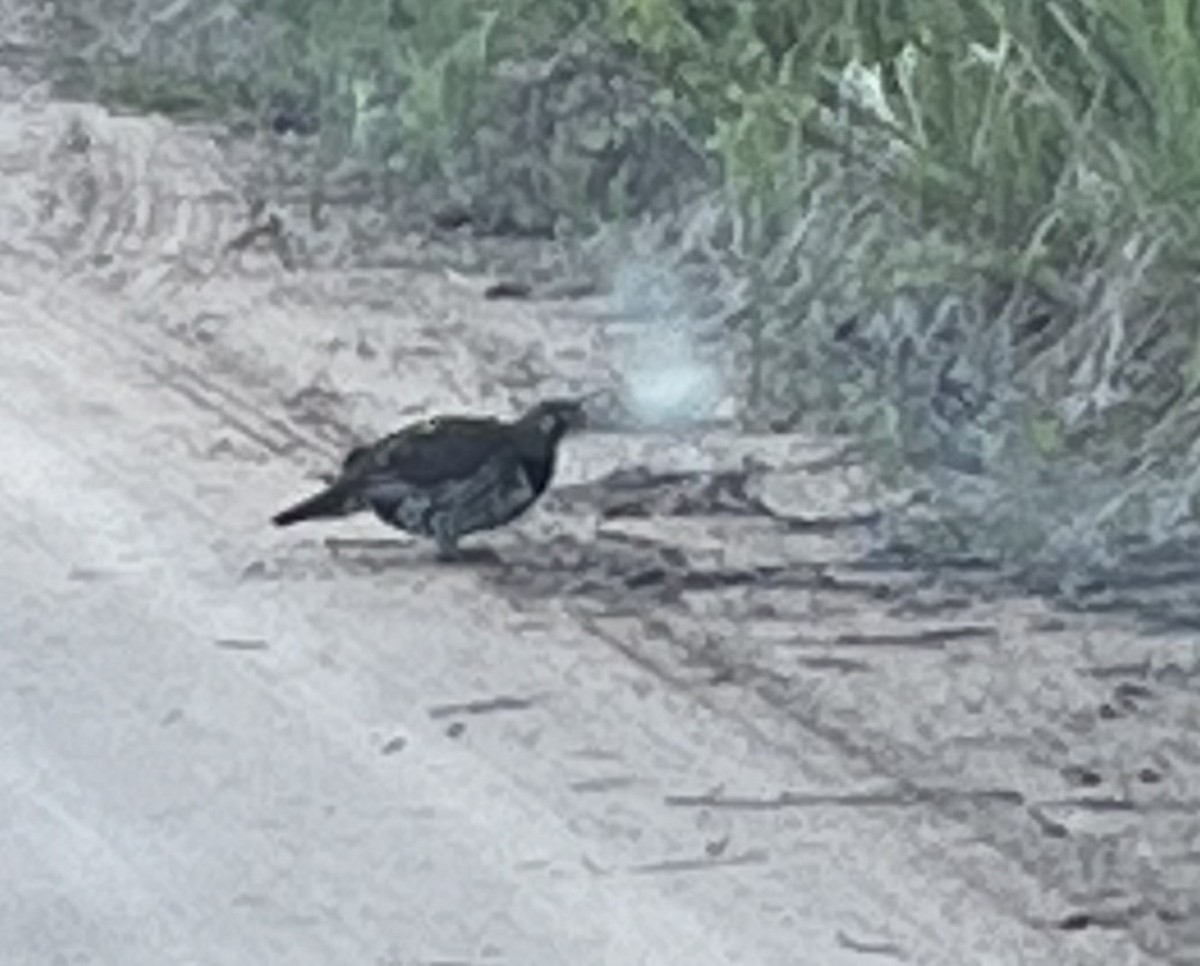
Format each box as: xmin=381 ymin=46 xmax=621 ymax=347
xmin=0 ymin=33 xmax=1196 ymax=966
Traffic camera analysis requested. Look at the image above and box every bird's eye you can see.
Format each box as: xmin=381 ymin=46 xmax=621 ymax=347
xmin=540 ymin=413 xmax=559 ymax=433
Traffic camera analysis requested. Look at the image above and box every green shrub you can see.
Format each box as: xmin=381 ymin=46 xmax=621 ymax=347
xmin=604 ymin=0 xmax=1200 ymax=577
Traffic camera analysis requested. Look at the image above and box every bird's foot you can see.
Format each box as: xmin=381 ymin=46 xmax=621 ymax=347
xmin=435 ymin=545 xmax=501 ymax=566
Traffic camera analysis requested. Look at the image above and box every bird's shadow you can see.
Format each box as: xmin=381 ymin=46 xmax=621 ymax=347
xmin=322 ymin=537 xmax=505 ymax=572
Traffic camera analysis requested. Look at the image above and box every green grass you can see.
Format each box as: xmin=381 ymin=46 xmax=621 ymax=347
xmin=45 ymin=0 xmax=1200 ymax=584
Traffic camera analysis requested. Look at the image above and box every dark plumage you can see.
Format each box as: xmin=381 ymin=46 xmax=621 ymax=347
xmin=272 ymin=397 xmax=589 ymax=559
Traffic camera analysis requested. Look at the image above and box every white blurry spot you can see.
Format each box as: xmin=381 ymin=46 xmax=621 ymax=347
xmin=605 ymin=250 xmax=730 ymax=427
xmin=624 ymin=354 xmax=723 ymax=427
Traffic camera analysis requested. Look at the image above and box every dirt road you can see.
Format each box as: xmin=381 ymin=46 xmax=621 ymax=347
xmin=0 ymin=73 xmax=1187 ymax=966
xmin=0 ymin=236 xmax=1144 ymax=966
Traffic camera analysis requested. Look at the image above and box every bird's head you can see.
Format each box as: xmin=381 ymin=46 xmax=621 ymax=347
xmin=519 ymin=395 xmax=592 ymax=444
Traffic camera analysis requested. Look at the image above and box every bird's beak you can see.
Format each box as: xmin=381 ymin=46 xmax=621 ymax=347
xmin=560 ymin=405 xmax=587 ymax=432
xmin=577 ymin=388 xmax=614 ymax=419
xmin=570 ymin=391 xmax=609 ymax=429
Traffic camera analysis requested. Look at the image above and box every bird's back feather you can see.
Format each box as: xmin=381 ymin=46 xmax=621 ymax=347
xmin=345 ymin=416 xmax=515 ymax=489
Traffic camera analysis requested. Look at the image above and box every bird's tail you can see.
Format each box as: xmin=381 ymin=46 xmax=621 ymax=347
xmin=272 ymin=480 xmax=364 ymax=527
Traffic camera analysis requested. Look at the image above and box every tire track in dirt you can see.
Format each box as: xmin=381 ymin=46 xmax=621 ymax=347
xmin=0 ymin=97 xmax=243 ymax=284
xmin=490 ymin=491 xmax=1200 ymax=963
xmin=0 ymin=95 xmax=369 ymax=468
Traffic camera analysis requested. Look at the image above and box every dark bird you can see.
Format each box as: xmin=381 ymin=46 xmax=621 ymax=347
xmin=272 ymin=397 xmax=590 ymax=560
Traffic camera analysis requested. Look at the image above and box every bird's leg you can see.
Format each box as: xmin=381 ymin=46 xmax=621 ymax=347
xmin=432 ymin=518 xmax=461 ymax=562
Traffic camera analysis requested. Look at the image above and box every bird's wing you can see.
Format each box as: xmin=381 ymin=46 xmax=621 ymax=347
xmin=347 ymin=416 xmax=514 ymax=488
